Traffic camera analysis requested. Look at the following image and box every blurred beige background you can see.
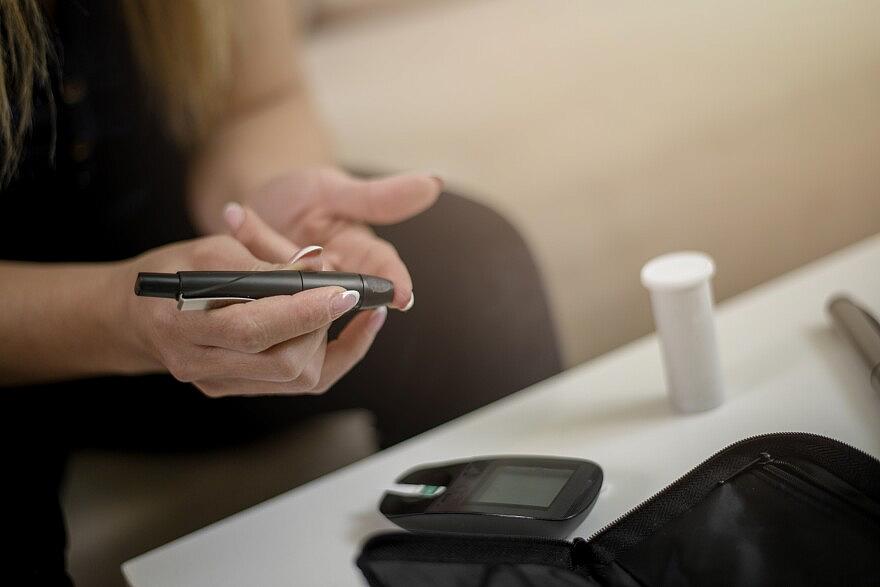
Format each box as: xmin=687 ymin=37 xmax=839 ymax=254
xmin=303 ymin=0 xmax=880 ymax=366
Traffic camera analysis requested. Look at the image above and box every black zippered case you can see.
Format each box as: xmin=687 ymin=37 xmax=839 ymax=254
xmin=356 ymin=433 xmax=880 ymax=586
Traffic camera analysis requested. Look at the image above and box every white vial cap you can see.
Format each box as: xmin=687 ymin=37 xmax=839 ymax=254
xmin=640 ymin=252 xmax=715 ymax=292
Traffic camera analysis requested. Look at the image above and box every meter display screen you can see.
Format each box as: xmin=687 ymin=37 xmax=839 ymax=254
xmin=471 ymin=465 xmax=575 ymax=508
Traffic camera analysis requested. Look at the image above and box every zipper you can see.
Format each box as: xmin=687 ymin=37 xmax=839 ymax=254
xmin=584 ymin=432 xmax=879 ymax=543
xmin=718 ymin=451 xmax=773 ymax=484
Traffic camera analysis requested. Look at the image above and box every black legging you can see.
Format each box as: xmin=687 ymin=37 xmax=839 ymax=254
xmin=2 ymin=190 xmax=562 ymax=585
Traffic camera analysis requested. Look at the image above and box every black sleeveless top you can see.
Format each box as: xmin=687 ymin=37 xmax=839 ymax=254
xmin=2 ymin=0 xmax=196 ymax=263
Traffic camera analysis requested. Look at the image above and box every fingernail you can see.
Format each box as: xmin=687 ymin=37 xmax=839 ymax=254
xmin=368 ymin=306 xmax=388 ymax=334
xmin=223 ymin=202 xmax=246 ymax=231
xmin=402 ymin=292 xmax=415 ymax=312
xmin=331 ymin=290 xmax=360 ymax=318
xmin=430 ymin=176 xmax=445 ymax=192
xmin=288 ymin=245 xmax=323 ymax=264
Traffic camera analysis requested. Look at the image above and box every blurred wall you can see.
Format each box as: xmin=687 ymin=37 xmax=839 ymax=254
xmin=305 ymin=0 xmax=880 ymax=366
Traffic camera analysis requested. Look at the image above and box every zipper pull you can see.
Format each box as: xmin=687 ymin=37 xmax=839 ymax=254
xmin=718 ymin=452 xmax=773 ymax=485
xmin=571 ymin=537 xmax=593 ymax=569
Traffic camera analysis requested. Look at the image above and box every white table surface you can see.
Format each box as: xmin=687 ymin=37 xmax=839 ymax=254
xmin=124 ymin=235 xmax=880 ymax=587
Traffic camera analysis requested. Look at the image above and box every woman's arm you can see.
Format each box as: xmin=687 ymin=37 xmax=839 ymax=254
xmin=226 ymin=0 xmax=314 ymax=117
xmin=0 ymin=207 xmax=385 ymax=391
xmin=0 ymin=261 xmax=152 ymax=385
xmin=187 ymin=0 xmax=332 ymax=234
xmin=186 ymin=0 xmax=440 ymax=310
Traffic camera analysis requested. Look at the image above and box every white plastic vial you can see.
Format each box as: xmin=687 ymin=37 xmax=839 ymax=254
xmin=640 ymin=252 xmax=724 ymax=413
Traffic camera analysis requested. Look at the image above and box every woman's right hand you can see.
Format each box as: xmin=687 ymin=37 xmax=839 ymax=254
xmin=112 ymin=204 xmax=387 ymax=397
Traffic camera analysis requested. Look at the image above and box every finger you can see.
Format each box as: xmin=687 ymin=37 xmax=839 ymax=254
xmin=194 ymin=377 xmax=303 ymax=398
xmin=224 ymin=201 xmax=300 ymax=263
xmin=163 ymin=234 xmax=264 ymax=272
xmin=324 ymin=250 xmax=342 ymax=270
xmin=182 ymin=327 xmax=326 ymax=382
xmin=194 ymin=340 xmax=329 ymax=397
xmin=190 ymin=308 xmax=386 ymax=397
xmin=328 ymin=227 xmax=413 ymax=309
xmin=287 ymin=244 xmax=325 ymax=271
xmin=315 ymin=306 xmax=388 ymax=391
xmin=184 ymin=286 xmax=359 ymax=352
xmin=327 ymin=171 xmax=442 ymax=225
xmin=247 ymin=326 xmax=326 ymax=383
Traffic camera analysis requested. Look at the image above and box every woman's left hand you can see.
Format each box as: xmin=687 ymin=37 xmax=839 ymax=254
xmin=188 ymin=94 xmax=441 ymax=310
xmin=249 ymin=167 xmax=441 ymax=310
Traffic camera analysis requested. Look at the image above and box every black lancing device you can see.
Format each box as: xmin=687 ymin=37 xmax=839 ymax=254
xmin=135 ymin=270 xmax=394 ymax=311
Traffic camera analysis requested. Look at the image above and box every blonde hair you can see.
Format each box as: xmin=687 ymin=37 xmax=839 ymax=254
xmin=0 ymin=0 xmax=53 ymax=183
xmin=0 ymin=0 xmax=234 ymax=183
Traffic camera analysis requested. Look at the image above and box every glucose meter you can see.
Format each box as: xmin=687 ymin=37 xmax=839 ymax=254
xmin=379 ymin=456 xmax=602 ymax=538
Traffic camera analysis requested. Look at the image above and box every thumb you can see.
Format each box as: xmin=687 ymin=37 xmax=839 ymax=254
xmin=328 ymin=171 xmax=443 ymax=225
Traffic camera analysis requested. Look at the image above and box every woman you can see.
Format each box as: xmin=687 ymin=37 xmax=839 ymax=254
xmin=1 ymin=1 xmax=560 ymax=584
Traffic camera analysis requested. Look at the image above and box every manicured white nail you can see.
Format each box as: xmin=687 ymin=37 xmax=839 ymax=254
xmin=368 ymin=306 xmax=388 ymax=334
xmin=331 ymin=290 xmax=360 ymax=318
xmin=288 ymin=245 xmax=323 ymax=264
xmin=402 ymin=293 xmax=415 ymax=312
xmin=223 ymin=202 xmax=246 ymax=231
